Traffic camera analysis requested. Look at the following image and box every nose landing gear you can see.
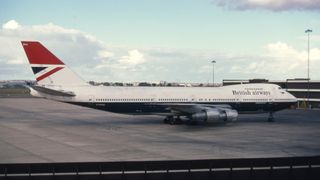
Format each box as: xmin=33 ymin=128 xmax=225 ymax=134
xmin=268 ymin=112 xmax=274 ymax=122
xmin=163 ymin=116 xmax=183 ymax=125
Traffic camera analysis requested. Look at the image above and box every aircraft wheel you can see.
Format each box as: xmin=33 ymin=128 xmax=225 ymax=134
xmin=171 ymin=116 xmax=178 ymax=125
xmin=174 ymin=116 xmax=183 ymax=125
xmin=163 ymin=116 xmax=175 ymax=124
xmin=268 ymin=117 xmax=274 ymax=122
xmin=163 ymin=117 xmax=169 ymax=124
xmin=268 ymin=112 xmax=274 ymax=122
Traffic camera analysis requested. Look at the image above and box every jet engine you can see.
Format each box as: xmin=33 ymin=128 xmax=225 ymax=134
xmin=191 ymin=109 xmax=238 ymax=122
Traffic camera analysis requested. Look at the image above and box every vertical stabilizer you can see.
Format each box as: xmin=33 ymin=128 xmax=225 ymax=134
xmin=21 ymin=41 xmax=87 ymax=86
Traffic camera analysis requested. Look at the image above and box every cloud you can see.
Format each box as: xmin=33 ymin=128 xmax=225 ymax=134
xmin=265 ymin=42 xmax=305 ymax=60
xmin=265 ymin=41 xmax=320 ymax=62
xmin=2 ymin=20 xmax=21 ymax=30
xmin=213 ymin=0 xmax=320 ymax=11
xmin=228 ymin=41 xmax=320 ymax=79
xmin=97 ymin=50 xmax=114 ymax=59
xmin=119 ymin=49 xmax=145 ymax=65
xmin=1 ymin=20 xmax=320 ymax=83
xmin=0 ymin=20 xmax=150 ymax=81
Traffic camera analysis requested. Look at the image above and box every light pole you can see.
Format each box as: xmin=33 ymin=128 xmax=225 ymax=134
xmin=305 ymin=29 xmax=312 ymax=108
xmin=305 ymin=29 xmax=312 ymax=80
xmin=211 ymin=60 xmax=216 ymax=87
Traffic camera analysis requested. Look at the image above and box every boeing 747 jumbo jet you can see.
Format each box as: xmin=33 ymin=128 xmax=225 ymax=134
xmin=21 ymin=41 xmax=297 ymax=124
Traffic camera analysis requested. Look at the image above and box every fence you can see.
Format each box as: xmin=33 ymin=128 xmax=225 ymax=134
xmin=1 ymin=156 xmax=320 ymax=180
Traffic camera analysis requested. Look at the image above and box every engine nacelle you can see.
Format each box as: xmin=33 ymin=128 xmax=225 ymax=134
xmin=224 ymin=109 xmax=238 ymax=122
xmin=191 ymin=109 xmax=238 ymax=122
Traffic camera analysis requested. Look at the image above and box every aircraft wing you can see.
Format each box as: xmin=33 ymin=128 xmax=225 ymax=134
xmin=155 ymin=103 xmax=238 ymax=122
xmin=158 ymin=103 xmax=234 ymax=115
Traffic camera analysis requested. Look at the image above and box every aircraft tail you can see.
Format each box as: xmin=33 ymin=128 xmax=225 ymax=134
xmin=21 ymin=41 xmax=87 ymax=86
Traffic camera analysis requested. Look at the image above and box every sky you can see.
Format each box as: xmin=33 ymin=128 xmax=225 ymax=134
xmin=1 ymin=0 xmax=320 ymax=83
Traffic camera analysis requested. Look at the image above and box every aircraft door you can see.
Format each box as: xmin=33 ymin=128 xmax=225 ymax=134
xmin=234 ymin=93 xmax=242 ymax=110
xmin=268 ymin=89 xmax=275 ymax=103
xmin=89 ymin=95 xmax=95 ymax=103
xmin=190 ymin=95 xmax=196 ymax=102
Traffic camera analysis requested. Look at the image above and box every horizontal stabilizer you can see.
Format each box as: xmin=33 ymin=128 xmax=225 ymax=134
xmin=32 ymin=85 xmax=75 ymax=97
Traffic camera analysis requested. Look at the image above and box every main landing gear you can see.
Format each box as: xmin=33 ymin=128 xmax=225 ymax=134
xmin=268 ymin=112 xmax=274 ymax=122
xmin=163 ymin=116 xmax=183 ymax=125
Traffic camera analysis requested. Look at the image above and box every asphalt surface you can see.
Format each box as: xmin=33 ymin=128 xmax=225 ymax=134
xmin=0 ymin=98 xmax=320 ymax=163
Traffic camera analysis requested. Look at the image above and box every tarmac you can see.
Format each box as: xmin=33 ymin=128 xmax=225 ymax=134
xmin=0 ymin=98 xmax=320 ymax=163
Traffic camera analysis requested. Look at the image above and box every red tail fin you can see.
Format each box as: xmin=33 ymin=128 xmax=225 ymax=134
xmin=21 ymin=41 xmax=87 ymax=86
xmin=21 ymin=41 xmax=64 ymax=65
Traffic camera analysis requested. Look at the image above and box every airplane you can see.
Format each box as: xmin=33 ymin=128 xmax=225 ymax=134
xmin=21 ymin=41 xmax=297 ymax=125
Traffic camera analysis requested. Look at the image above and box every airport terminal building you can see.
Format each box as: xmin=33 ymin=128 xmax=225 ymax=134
xmin=223 ymin=79 xmax=320 ymax=108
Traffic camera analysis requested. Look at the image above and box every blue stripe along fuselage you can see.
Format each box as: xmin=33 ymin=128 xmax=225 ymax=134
xmin=67 ymin=101 xmax=295 ymax=115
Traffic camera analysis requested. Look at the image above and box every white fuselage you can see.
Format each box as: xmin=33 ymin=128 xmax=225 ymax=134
xmin=32 ymin=83 xmax=297 ymax=115
xmin=22 ymin=41 xmax=297 ymax=121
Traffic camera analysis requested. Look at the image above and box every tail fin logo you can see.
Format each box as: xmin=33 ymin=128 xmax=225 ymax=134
xmin=31 ymin=65 xmax=64 ymax=81
xmin=22 ymin=41 xmax=65 ymax=82
xmin=31 ymin=67 xmax=47 ymax=74
xmin=22 ymin=41 xmax=87 ymax=86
